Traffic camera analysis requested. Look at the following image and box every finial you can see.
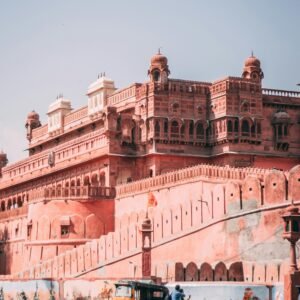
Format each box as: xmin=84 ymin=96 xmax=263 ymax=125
xmin=103 ymin=72 xmax=105 ymax=77
xmin=251 ymin=50 xmax=254 ymax=57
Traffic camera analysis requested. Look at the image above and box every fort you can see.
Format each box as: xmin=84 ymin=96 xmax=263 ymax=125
xmin=0 ymin=51 xmax=300 ymax=299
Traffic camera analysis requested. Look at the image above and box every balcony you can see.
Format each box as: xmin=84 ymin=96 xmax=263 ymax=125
xmin=40 ymin=186 xmax=116 ymax=201
xmin=0 ymin=205 xmax=28 ymax=221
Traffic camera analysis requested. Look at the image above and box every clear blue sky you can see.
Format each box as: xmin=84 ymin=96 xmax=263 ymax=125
xmin=0 ymin=0 xmax=299 ymax=163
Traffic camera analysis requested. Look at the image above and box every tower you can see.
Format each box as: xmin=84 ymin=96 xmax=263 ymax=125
xmin=242 ymin=53 xmax=264 ymax=82
xmin=25 ymin=110 xmax=41 ymax=141
xmin=0 ymin=151 xmax=8 ymax=177
xmin=148 ymin=50 xmax=170 ymax=84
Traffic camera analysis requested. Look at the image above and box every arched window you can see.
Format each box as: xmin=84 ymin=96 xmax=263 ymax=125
xmin=257 ymin=122 xmax=261 ymax=134
xmin=153 ymin=70 xmax=160 ymax=82
xmin=241 ymin=120 xmax=250 ymax=136
xmin=234 ymin=120 xmax=239 ymax=133
xmin=196 ymin=123 xmax=204 ymax=138
xmin=17 ymin=197 xmax=22 ymax=208
xmin=227 ymin=120 xmax=233 ymax=132
xmin=251 ymin=125 xmax=255 ymax=136
xmin=155 ymin=121 xmax=160 ymax=137
xmin=1 ymin=201 xmax=5 ymax=211
xmin=171 ymin=121 xmax=179 ymax=136
xmin=180 ymin=123 xmax=185 ymax=137
xmin=164 ymin=120 xmax=168 ymax=134
xmin=189 ymin=122 xmax=194 ymax=136
xmin=100 ymin=172 xmax=106 ymax=186
xmin=7 ymin=199 xmax=12 ymax=210
xmin=278 ymin=125 xmax=283 ymax=137
xmin=284 ymin=125 xmax=288 ymax=136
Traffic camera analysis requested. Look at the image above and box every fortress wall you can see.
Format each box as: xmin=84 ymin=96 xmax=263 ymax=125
xmin=3 ymin=165 xmax=300 ymax=281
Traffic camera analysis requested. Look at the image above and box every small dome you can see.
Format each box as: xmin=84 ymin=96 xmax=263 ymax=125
xmin=272 ymin=111 xmax=291 ymax=124
xmin=244 ymin=55 xmax=261 ymax=68
xmin=27 ymin=110 xmax=40 ymax=120
xmin=151 ymin=51 xmax=168 ymax=66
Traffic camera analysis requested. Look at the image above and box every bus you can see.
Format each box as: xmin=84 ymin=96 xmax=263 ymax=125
xmin=113 ymin=280 xmax=169 ymax=300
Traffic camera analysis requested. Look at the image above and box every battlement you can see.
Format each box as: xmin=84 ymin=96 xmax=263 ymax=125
xmin=262 ymin=88 xmax=300 ymax=98
xmin=116 ymin=163 xmax=276 ymax=198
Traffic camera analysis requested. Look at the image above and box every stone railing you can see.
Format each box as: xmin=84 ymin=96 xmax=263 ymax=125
xmin=262 ymin=88 xmax=300 ymax=98
xmin=0 ymin=205 xmax=28 ymax=221
xmin=31 ymin=186 xmax=116 ymax=201
xmin=116 ymin=164 xmax=271 ymax=198
xmin=64 ymin=106 xmax=88 ymax=126
xmin=31 ymin=124 xmax=48 ymax=140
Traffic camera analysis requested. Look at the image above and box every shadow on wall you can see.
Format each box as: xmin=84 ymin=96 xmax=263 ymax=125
xmin=174 ymin=261 xmax=244 ymax=282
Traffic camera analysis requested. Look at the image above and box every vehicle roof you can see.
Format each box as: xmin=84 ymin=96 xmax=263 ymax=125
xmin=115 ymin=280 xmax=168 ymax=291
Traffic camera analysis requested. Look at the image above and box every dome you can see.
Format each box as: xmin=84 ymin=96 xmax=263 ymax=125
xmin=150 ymin=51 xmax=168 ymax=66
xmin=272 ymin=111 xmax=291 ymax=124
xmin=27 ymin=110 xmax=40 ymax=121
xmin=244 ymin=55 xmax=261 ymax=68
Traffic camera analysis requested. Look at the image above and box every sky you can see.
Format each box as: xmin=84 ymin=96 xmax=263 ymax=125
xmin=0 ymin=0 xmax=299 ymax=163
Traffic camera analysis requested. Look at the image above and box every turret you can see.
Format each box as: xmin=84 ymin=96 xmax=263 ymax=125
xmin=25 ymin=110 xmax=41 ymax=141
xmin=0 ymin=150 xmax=8 ymax=177
xmin=148 ymin=50 xmax=170 ymax=84
xmin=242 ymin=53 xmax=264 ymax=82
xmin=47 ymin=95 xmax=72 ymax=135
xmin=87 ymin=73 xmax=116 ymax=117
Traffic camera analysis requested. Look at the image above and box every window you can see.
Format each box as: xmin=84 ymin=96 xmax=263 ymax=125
xmin=61 ymin=225 xmax=70 ymax=237
xmin=196 ymin=123 xmax=204 ymax=138
xmin=227 ymin=120 xmax=233 ymax=132
xmin=171 ymin=121 xmax=179 ymax=137
xmin=153 ymin=70 xmax=160 ymax=81
xmin=241 ymin=120 xmax=249 ymax=136
xmin=155 ymin=121 xmax=160 ymax=137
xmin=27 ymin=224 xmax=32 ymax=239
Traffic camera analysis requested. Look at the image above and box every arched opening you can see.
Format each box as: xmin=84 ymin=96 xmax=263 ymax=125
xmin=64 ymin=182 xmax=70 ymax=197
xmin=163 ymin=120 xmax=168 ymax=137
xmin=227 ymin=120 xmax=233 ymax=133
xmin=7 ymin=199 xmax=12 ymax=210
xmin=196 ymin=123 xmax=204 ymax=139
xmin=12 ymin=198 xmax=17 ymax=209
xmin=57 ymin=184 xmax=62 ymax=197
xmin=153 ymin=70 xmax=160 ymax=82
xmin=189 ymin=121 xmax=194 ymax=138
xmin=17 ymin=197 xmax=22 ymax=208
xmin=234 ymin=120 xmax=239 ymax=133
xmin=70 ymin=180 xmax=76 ymax=196
xmin=155 ymin=121 xmax=160 ymax=138
xmin=257 ymin=122 xmax=261 ymax=134
xmin=131 ymin=126 xmax=136 ymax=144
xmin=228 ymin=262 xmax=244 ymax=281
xmin=278 ymin=125 xmax=283 ymax=137
xmin=76 ymin=179 xmax=81 ymax=196
xmin=241 ymin=120 xmax=250 ymax=136
xmin=180 ymin=123 xmax=185 ymax=138
xmin=91 ymin=174 xmax=98 ymax=187
xmin=283 ymin=125 xmax=288 ymax=136
xmin=100 ymin=172 xmax=106 ymax=187
xmin=171 ymin=120 xmax=179 ymax=139
xmin=1 ymin=201 xmax=5 ymax=211
xmin=251 ymin=124 xmax=255 ymax=137
xmin=84 ymin=176 xmax=90 ymax=186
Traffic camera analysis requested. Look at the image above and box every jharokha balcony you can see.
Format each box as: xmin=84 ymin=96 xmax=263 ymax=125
xmin=42 ymin=185 xmax=116 ymax=200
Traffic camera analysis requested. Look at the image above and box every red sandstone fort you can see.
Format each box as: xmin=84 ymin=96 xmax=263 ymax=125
xmin=0 ymin=52 xmax=300 ymax=297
